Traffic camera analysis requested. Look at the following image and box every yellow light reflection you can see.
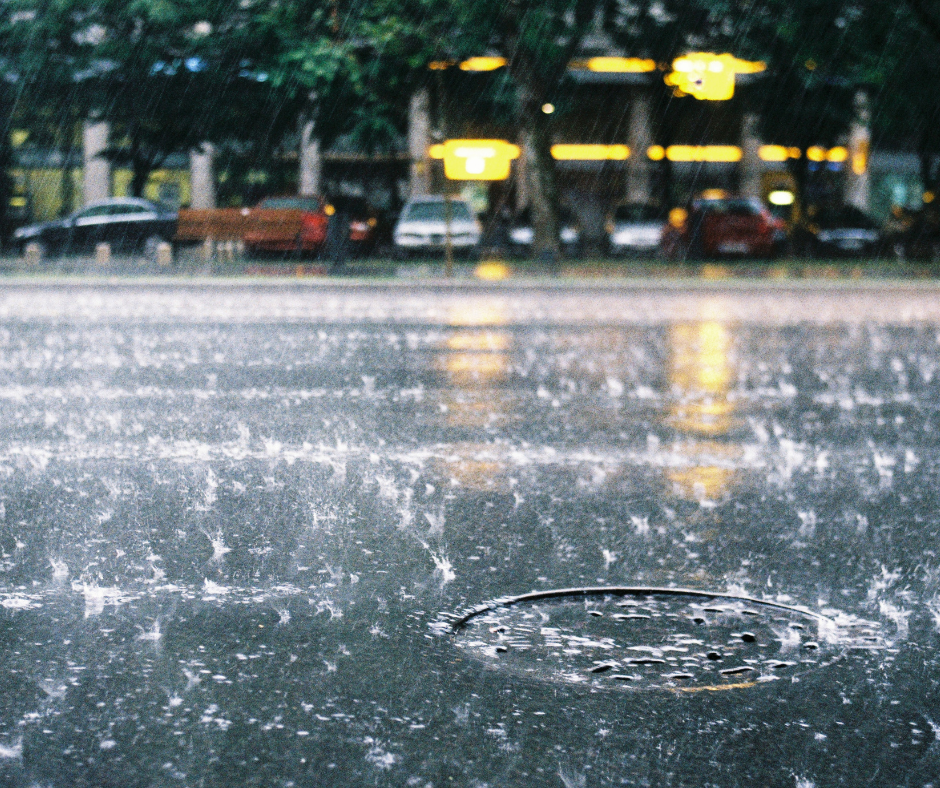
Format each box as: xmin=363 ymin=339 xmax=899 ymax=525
xmin=435 ymin=304 xmax=513 ymax=490
xmin=666 ymin=320 xmax=740 ymax=502
xmin=665 ymin=443 xmax=739 ymax=501
xmin=475 ymin=261 xmax=511 ymax=280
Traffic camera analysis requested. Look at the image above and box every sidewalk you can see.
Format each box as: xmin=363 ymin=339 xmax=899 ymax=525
xmin=0 ymin=250 xmax=938 ymax=282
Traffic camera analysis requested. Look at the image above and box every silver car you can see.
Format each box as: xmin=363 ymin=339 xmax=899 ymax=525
xmin=393 ymin=196 xmax=481 ymax=257
xmin=606 ymin=203 xmax=666 ymax=256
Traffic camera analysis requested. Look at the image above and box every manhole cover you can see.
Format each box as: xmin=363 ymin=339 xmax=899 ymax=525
xmin=443 ymin=587 xmax=884 ymax=692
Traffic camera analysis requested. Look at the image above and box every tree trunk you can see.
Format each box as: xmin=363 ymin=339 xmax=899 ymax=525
xmin=130 ymin=160 xmax=150 ymax=198
xmin=519 ymin=106 xmax=560 ymax=264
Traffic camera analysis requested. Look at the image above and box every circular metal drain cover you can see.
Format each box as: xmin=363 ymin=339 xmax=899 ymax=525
xmin=444 ymin=587 xmax=884 ymax=692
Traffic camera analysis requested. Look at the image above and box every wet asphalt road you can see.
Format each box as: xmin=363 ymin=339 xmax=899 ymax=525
xmin=0 ymin=280 xmax=939 ymax=787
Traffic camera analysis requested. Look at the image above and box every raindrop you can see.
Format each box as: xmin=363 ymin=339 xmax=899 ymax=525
xmin=706 ymin=651 xmax=723 ymax=660
xmin=740 ymin=632 xmax=757 ymax=643
xmin=719 ymin=666 xmax=755 ymax=676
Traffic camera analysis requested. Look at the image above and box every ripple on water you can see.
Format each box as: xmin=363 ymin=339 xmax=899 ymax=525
xmin=445 ymin=588 xmax=886 ymax=692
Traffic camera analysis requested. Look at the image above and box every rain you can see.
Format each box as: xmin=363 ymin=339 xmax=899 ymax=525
xmin=0 ymin=0 xmax=939 ymax=785
xmin=0 ymin=281 xmax=934 ymax=786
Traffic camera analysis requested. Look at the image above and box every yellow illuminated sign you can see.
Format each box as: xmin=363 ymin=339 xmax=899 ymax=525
xmin=758 ymin=146 xmax=802 ymax=162
xmin=429 ymin=139 xmax=520 ymax=181
xmin=459 ymin=57 xmax=506 ymax=72
xmin=656 ymin=145 xmax=742 ymax=163
xmin=806 ymin=146 xmax=850 ymax=164
xmin=550 ymin=144 xmax=630 ymax=161
xmin=665 ymin=53 xmax=766 ymax=100
xmin=569 ymin=57 xmax=657 ymax=73
xmin=852 ymin=140 xmax=869 ymax=175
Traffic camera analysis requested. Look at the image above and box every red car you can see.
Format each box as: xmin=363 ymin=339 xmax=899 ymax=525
xmin=242 ymin=196 xmax=330 ymax=256
xmin=662 ymin=196 xmax=786 ymax=259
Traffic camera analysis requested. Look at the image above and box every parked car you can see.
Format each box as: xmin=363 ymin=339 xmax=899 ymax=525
xmin=508 ymin=206 xmax=582 ymax=258
xmin=884 ymin=204 xmax=940 ymax=261
xmin=326 ymin=195 xmax=384 ymax=257
xmin=13 ymin=198 xmax=177 ymax=256
xmin=241 ymin=196 xmax=330 ymax=257
xmin=605 ymin=203 xmax=666 ymax=256
xmin=661 ymin=195 xmax=786 ymax=260
xmin=392 ymin=196 xmax=481 ymax=257
xmin=793 ymin=204 xmax=885 ymax=258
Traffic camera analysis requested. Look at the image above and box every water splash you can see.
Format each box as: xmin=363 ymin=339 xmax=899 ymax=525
xmin=431 ymin=553 xmax=455 ymax=588
xmin=49 ymin=557 xmax=69 ymax=582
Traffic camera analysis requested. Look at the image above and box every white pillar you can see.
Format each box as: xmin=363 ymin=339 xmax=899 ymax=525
xmin=299 ymin=120 xmax=321 ymax=196
xmin=189 ymin=143 xmax=216 ymax=209
xmin=845 ymin=91 xmax=871 ymax=212
xmin=740 ymin=113 xmax=762 ymax=201
xmin=408 ymin=88 xmax=431 ymax=197
xmin=626 ymin=93 xmax=653 ymax=204
xmin=82 ymin=120 xmax=111 ymax=206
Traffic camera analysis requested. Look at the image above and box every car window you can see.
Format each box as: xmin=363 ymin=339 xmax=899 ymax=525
xmin=75 ymin=205 xmax=112 ymax=219
xmin=109 ymin=204 xmax=150 ymax=215
xmin=403 ymin=201 xmax=473 ymax=222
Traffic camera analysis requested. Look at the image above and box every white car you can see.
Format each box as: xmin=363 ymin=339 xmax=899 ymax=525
xmin=393 ymin=197 xmax=481 ymax=256
xmin=606 ymin=203 xmax=666 ymax=256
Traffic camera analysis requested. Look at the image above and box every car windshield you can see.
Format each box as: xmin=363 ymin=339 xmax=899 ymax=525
xmin=614 ymin=204 xmax=665 ymax=222
xmin=696 ymin=198 xmax=762 ymax=216
xmin=814 ymin=206 xmax=878 ymax=228
xmin=403 ymin=201 xmax=473 ymax=222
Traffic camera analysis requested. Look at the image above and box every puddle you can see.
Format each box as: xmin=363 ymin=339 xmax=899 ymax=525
xmin=444 ymin=587 xmax=885 ymax=692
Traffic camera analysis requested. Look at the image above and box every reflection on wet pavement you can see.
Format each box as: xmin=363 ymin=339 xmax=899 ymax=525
xmin=0 ymin=282 xmax=938 ymax=786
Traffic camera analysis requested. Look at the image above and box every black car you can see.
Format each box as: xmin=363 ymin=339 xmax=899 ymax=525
xmin=325 ymin=195 xmax=385 ymax=257
xmin=13 ymin=198 xmax=177 ymax=256
xmin=794 ymin=204 xmax=884 ymax=258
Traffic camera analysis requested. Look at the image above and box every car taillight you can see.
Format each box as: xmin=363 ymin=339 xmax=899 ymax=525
xmin=302 ymin=212 xmax=326 ymax=228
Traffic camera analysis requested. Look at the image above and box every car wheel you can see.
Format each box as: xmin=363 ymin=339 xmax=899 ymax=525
xmin=20 ymin=239 xmax=48 ymax=260
xmin=143 ymin=235 xmax=167 ymax=260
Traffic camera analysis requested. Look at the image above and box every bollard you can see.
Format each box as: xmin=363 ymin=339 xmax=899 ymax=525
xmin=224 ymin=240 xmax=235 ymax=261
xmin=95 ymin=242 xmax=111 ymax=267
xmin=23 ymin=242 xmax=42 ymax=266
xmin=201 ymin=238 xmax=214 ymax=263
xmin=156 ymin=241 xmax=173 ymax=267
